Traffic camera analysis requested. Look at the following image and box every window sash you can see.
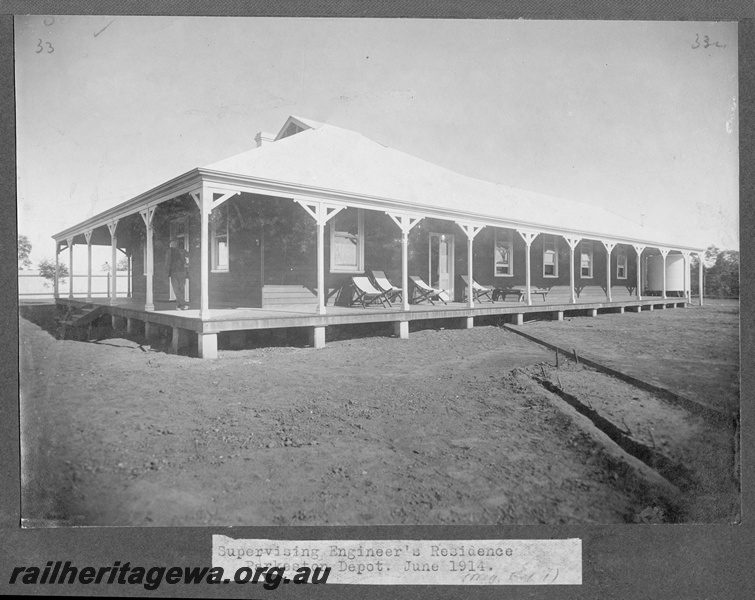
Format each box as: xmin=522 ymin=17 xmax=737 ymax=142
xmin=330 ymin=208 xmax=364 ymax=273
xmin=580 ymin=241 xmax=593 ymax=278
xmin=211 ymin=207 xmax=229 ymax=272
xmin=543 ymin=235 xmax=558 ymax=277
xmin=213 ymin=234 xmax=229 ymax=271
xmin=332 ymin=233 xmax=359 ymax=269
xmin=616 ymin=247 xmax=627 ymax=279
xmin=494 ymin=229 xmax=513 ymax=277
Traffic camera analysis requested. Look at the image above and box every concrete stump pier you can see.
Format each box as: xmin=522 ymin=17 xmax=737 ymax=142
xmin=310 ymin=326 xmax=326 ymax=349
xmin=198 ymin=332 xmax=218 ymax=359
xmin=393 ymin=321 xmax=409 ymax=339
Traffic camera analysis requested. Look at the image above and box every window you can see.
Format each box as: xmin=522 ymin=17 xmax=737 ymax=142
xmin=494 ymin=229 xmax=513 ymax=277
xmin=211 ymin=205 xmax=229 ymax=272
xmin=330 ymin=208 xmax=364 ymax=273
xmin=543 ymin=234 xmax=558 ymax=277
xmin=580 ymin=240 xmax=593 ymax=278
xmin=616 ymin=246 xmax=627 ymax=279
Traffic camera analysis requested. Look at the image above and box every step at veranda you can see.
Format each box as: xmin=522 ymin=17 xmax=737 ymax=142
xmin=57 ymin=305 xmax=107 ymax=328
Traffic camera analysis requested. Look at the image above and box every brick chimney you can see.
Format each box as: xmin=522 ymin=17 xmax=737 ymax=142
xmin=254 ymin=131 xmax=275 ymax=148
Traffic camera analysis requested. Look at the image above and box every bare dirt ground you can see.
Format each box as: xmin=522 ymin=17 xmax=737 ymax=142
xmin=518 ymin=300 xmax=740 ymax=414
xmin=18 ymin=300 xmax=739 ymax=527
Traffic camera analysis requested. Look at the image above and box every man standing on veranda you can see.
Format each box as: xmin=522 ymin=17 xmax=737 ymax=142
xmin=165 ymin=238 xmax=189 ymax=310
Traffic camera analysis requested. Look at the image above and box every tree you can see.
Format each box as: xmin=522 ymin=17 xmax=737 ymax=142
xmin=38 ymin=258 xmax=69 ymax=288
xmin=18 ymin=235 xmax=32 ymax=269
xmin=116 ymin=255 xmax=130 ymax=271
xmin=695 ymin=245 xmax=739 ymax=299
xmin=706 ymin=247 xmax=739 ymax=298
xmin=704 ymin=245 xmax=720 ymax=265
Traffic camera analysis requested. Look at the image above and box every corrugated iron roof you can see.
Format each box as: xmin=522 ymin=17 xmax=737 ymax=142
xmin=54 ymin=116 xmax=698 ymax=250
xmin=206 ymin=118 xmax=681 ymax=247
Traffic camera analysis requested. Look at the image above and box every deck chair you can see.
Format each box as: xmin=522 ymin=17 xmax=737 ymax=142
xmin=371 ymin=270 xmax=402 ymax=306
xmin=460 ymin=275 xmax=496 ymax=303
xmin=350 ymin=276 xmax=390 ymax=308
xmin=409 ymin=276 xmax=447 ymax=305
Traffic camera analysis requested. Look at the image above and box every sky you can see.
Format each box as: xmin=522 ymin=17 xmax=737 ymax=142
xmin=15 ymin=16 xmax=739 ymax=268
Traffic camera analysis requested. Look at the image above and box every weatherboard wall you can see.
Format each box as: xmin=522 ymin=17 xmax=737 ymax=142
xmin=127 ymin=198 xmax=647 ymax=310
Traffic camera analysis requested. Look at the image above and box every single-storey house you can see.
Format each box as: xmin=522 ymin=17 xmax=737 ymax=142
xmin=52 ymin=116 xmax=705 ymax=357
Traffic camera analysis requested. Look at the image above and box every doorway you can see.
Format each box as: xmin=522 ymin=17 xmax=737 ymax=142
xmin=429 ymin=232 xmax=454 ymax=301
xmin=169 ymin=217 xmax=190 ymax=302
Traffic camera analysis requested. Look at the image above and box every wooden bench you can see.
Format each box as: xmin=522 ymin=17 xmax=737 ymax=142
xmin=493 ymin=287 xmax=525 ymax=302
xmin=492 ymin=287 xmax=549 ymax=302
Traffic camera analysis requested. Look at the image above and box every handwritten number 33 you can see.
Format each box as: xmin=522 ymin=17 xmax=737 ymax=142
xmin=36 ymin=39 xmax=54 ymax=54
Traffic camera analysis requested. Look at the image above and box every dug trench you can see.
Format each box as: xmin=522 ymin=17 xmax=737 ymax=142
xmin=517 ymin=359 xmax=739 ymax=523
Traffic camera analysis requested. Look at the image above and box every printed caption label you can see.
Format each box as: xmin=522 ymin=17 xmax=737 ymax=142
xmin=212 ymin=536 xmax=581 ymax=585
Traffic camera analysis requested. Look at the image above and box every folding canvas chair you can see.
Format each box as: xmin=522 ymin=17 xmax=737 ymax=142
xmin=460 ymin=275 xmax=496 ymax=303
xmin=409 ymin=276 xmax=447 ymax=305
xmin=350 ymin=276 xmax=390 ymax=308
xmin=370 ymin=270 xmax=402 ymax=306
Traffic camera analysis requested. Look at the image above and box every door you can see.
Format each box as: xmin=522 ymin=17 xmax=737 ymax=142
xmin=429 ymin=232 xmax=454 ymax=300
xmin=169 ymin=217 xmax=190 ymax=302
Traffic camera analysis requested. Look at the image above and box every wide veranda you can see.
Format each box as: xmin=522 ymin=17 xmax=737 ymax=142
xmin=55 ymin=294 xmax=689 ymax=359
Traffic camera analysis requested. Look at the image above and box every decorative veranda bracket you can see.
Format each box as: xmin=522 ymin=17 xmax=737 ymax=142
xmin=211 ymin=191 xmax=240 ymax=211
xmin=516 ymin=230 xmax=539 ymax=246
xmin=564 ymin=236 xmax=582 ymax=250
xmin=84 ymin=230 xmax=93 ymax=245
xmin=65 ymin=237 xmax=74 ymax=250
xmin=190 ymin=191 xmax=202 ymax=212
xmin=106 ymin=220 xmax=119 ymax=239
xmin=659 ymin=247 xmax=671 ymax=259
xmin=633 ymin=244 xmax=646 ymax=257
xmin=139 ymin=206 xmax=157 ymax=229
xmin=386 ymin=212 xmax=423 ymax=234
xmin=190 ymin=189 xmax=241 ymax=213
xmin=601 ymin=240 xmax=617 ymax=254
xmin=294 ymin=199 xmax=345 ymax=226
xmin=456 ymin=221 xmax=485 ymax=240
